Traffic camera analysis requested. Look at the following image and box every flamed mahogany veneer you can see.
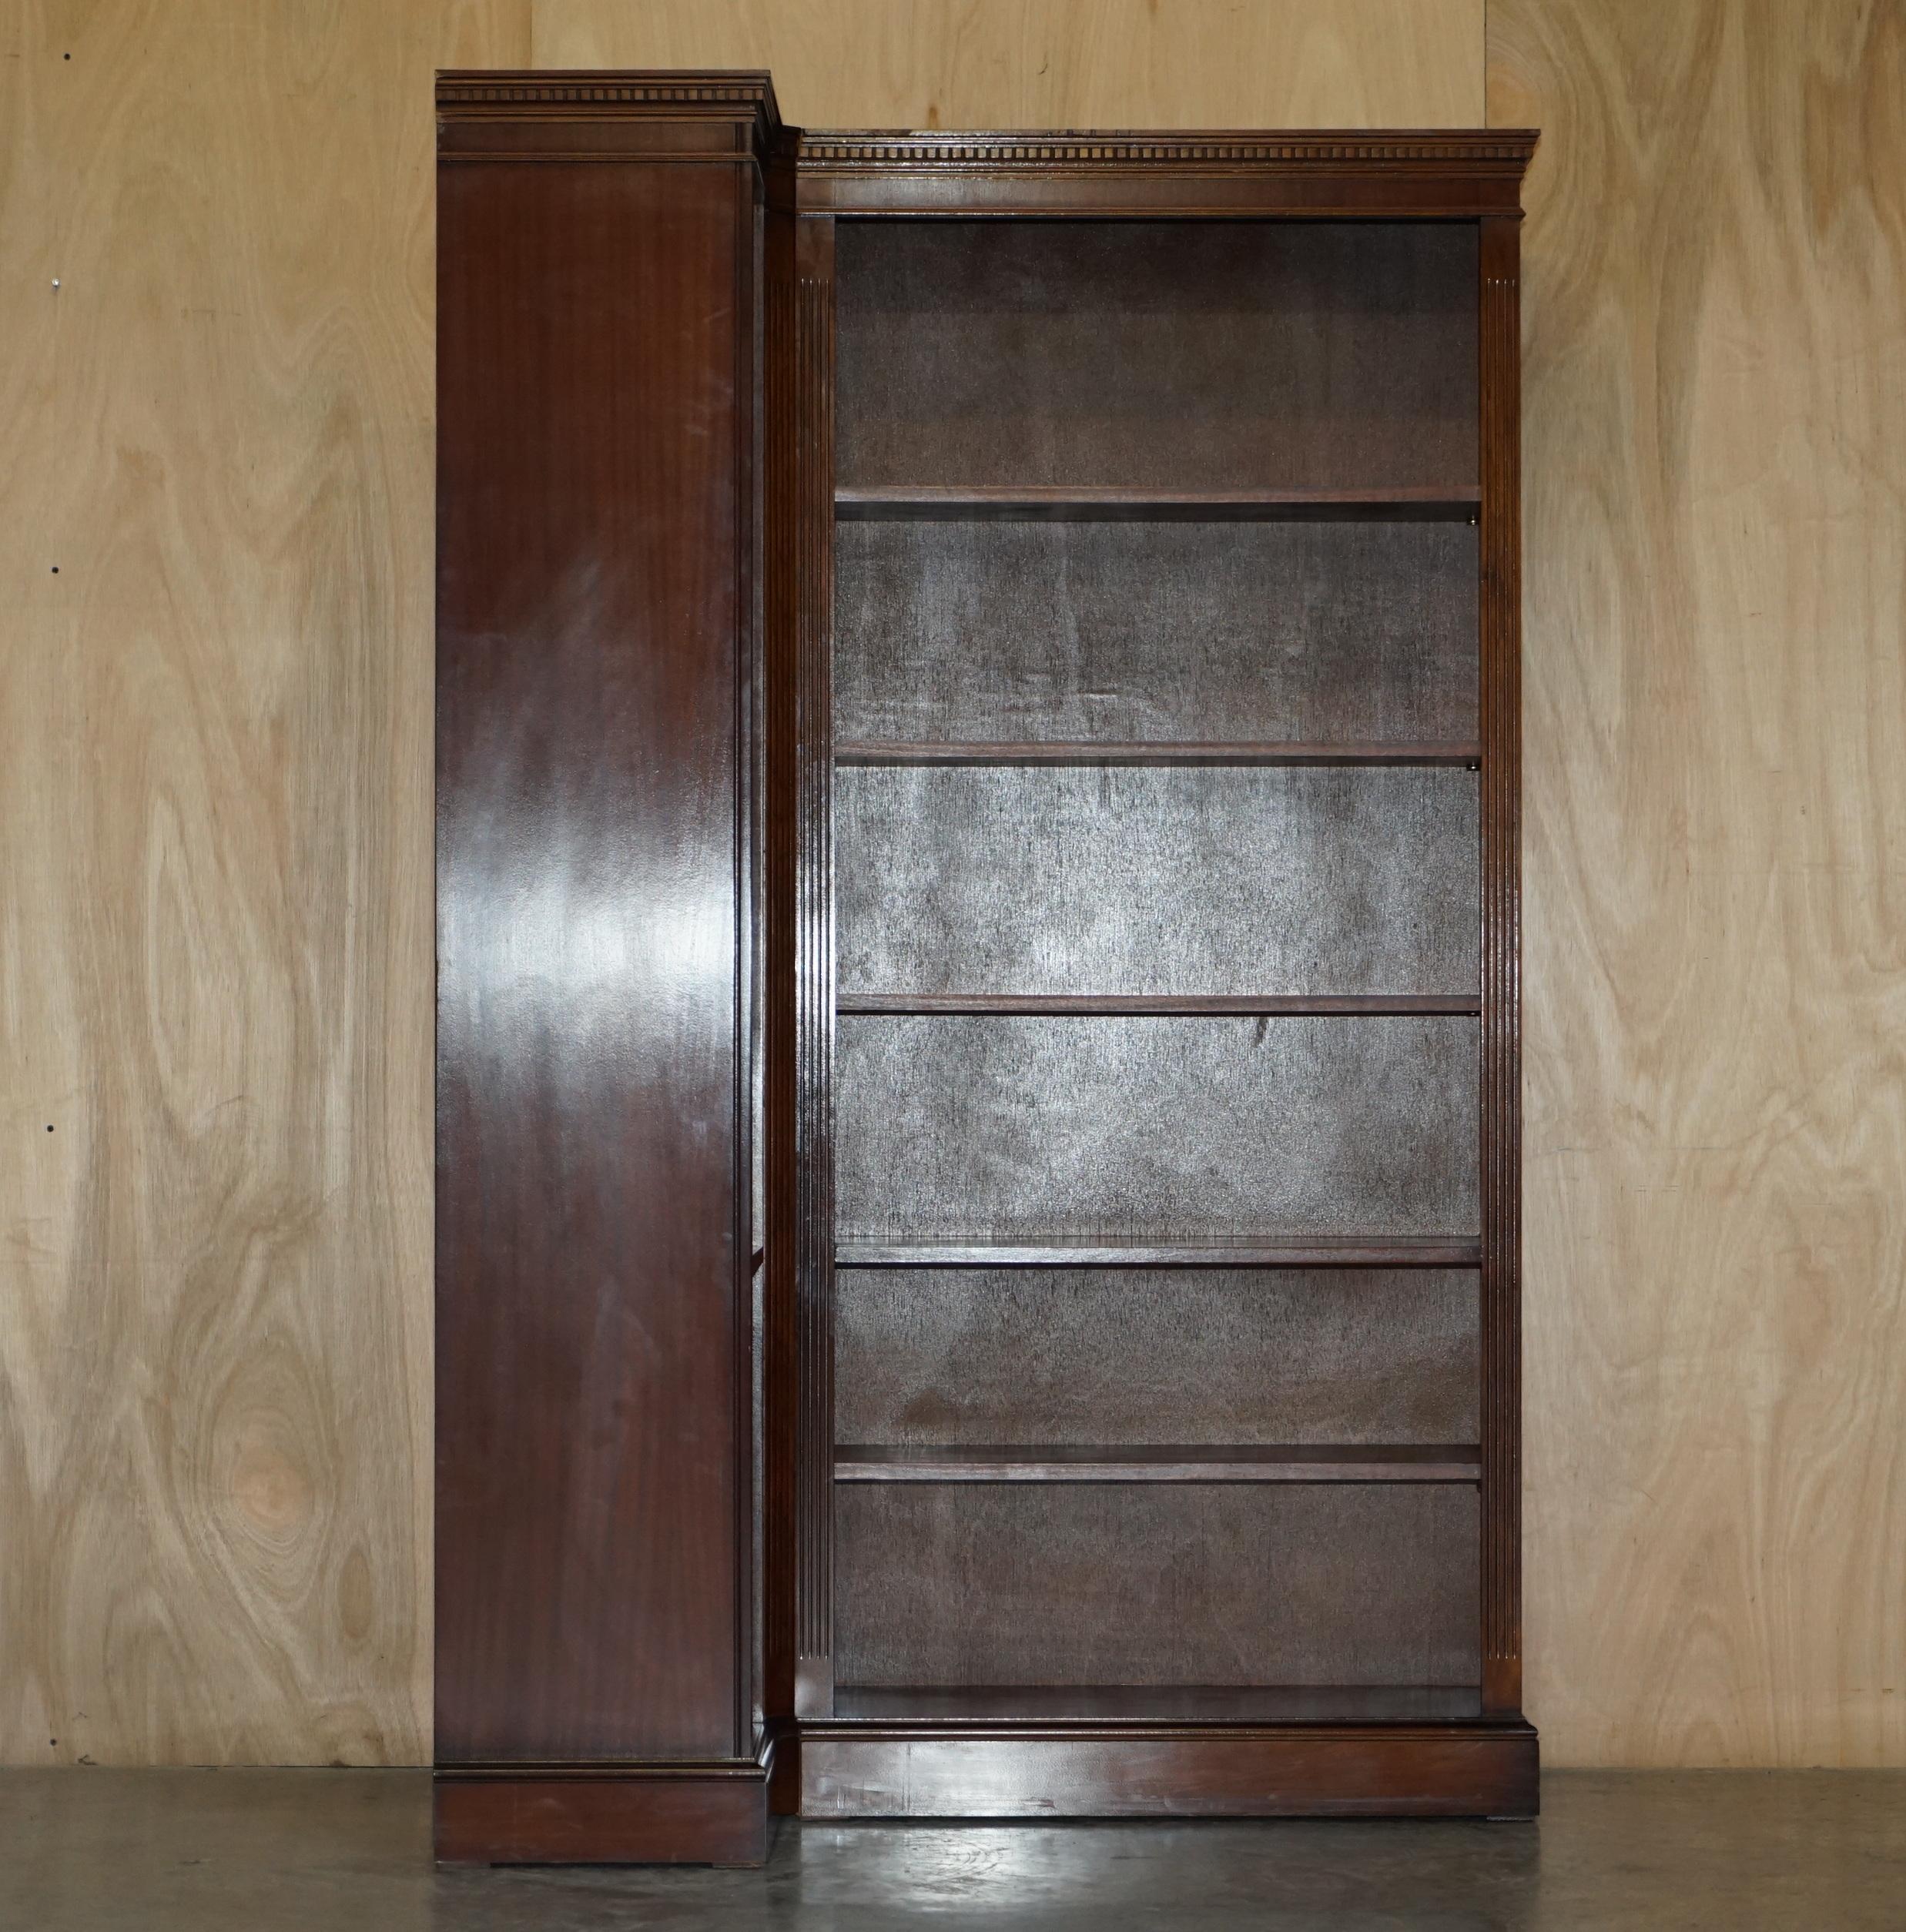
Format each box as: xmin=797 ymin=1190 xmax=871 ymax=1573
xmin=435 ymin=69 xmax=1538 ymax=1862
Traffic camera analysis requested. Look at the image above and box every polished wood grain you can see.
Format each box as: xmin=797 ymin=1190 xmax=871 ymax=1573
xmin=761 ymin=167 xmax=802 ymax=1740
xmin=530 ymin=1 xmax=1485 ymax=127
xmin=797 ymin=1723 xmax=1536 ymax=1818
xmin=795 ymin=146 xmax=1531 ymax=219
xmin=0 ymin=0 xmax=534 ymax=1770
xmin=1477 ymin=213 xmax=1524 ymax=1716
xmin=1492 ymin=0 xmax=1906 ymax=1769
xmin=435 ymin=1755 xmax=772 ymax=1865
xmin=830 ymin=1685 xmax=1486 ymax=1723
xmin=434 ymin=120 xmax=760 ymax=1764
xmin=833 ymin=1445 xmax=1482 ymax=1485
xmin=787 ymin=218 xmax=839 ymax=1726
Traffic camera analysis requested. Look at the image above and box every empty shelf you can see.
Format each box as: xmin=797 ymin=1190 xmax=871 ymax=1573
xmin=828 ymin=1684 xmax=1487 ymax=1725
xmin=834 ymin=1444 xmax=1482 ymax=1484
xmin=835 ymin=1237 xmax=1482 ymax=1269
xmin=839 ymin=993 xmax=1482 ymax=1017
xmin=834 ymin=738 xmax=1482 ymax=767
xmin=834 ymin=485 xmax=1483 ymax=522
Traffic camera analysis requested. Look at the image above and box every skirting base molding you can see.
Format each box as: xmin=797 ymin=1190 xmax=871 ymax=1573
xmin=434 ymin=1737 xmax=776 ymax=1866
xmin=794 ymin=1719 xmax=1539 ymax=1820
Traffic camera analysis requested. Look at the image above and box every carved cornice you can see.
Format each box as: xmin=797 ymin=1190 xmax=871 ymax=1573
xmin=437 ymin=69 xmax=781 ymax=129
xmin=796 ymin=129 xmax=1539 ymax=173
xmin=436 ymin=75 xmax=1536 ymax=201
xmin=436 ymin=78 xmax=1534 ymax=179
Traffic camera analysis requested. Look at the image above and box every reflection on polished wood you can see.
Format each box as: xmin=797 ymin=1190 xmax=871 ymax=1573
xmin=434 ymin=77 xmax=774 ymax=1862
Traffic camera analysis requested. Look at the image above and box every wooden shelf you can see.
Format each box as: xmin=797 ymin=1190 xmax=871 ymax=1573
xmin=836 ymin=738 xmax=1482 ymax=768
xmin=836 ymin=1237 xmax=1482 ymax=1269
xmin=835 ymin=484 xmax=1482 ymax=522
xmin=839 ymin=993 xmax=1482 ymax=1017
xmin=834 ymin=1443 xmax=1481 ymax=1484
xmin=829 ymin=1684 xmax=1486 ymax=1725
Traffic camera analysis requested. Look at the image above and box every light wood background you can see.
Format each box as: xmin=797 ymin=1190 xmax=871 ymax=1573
xmin=2 ymin=0 xmax=1898 ymax=1767
xmin=1496 ymin=0 xmax=1906 ymax=1768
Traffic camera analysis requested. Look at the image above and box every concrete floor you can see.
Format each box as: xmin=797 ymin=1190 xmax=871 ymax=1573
xmin=4 ymin=1770 xmax=1901 ymax=1930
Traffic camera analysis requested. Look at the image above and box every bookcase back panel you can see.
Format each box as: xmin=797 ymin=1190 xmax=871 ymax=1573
xmin=836 ymin=1268 xmax=1479 ymax=1445
xmin=838 ymin=767 xmax=1479 ymax=997
xmin=835 ymin=219 xmax=1479 ymax=491
xmin=836 ymin=1015 xmax=1479 ymax=1240
xmin=835 ymin=1484 xmax=1480 ymax=1687
xmin=834 ymin=519 xmax=1478 ymax=745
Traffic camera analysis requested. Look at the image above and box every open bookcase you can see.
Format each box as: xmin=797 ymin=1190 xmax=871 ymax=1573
xmin=434 ymin=78 xmax=1536 ymax=1863
xmin=786 ymin=184 xmax=1533 ymax=1820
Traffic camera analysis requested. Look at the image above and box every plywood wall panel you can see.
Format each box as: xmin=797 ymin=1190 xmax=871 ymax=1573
xmin=0 ymin=0 xmax=528 ymax=1767
xmin=15 ymin=0 xmax=1891 ymax=1774
xmin=531 ymin=0 xmax=1484 ymax=127
xmin=1492 ymin=0 xmax=1906 ymax=1766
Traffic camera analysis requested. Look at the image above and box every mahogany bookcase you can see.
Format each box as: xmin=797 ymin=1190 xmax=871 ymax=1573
xmin=434 ymin=70 xmax=1538 ymax=1865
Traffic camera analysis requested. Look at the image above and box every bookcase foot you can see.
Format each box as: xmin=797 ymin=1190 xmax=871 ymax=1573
xmin=434 ymin=1756 xmax=774 ymax=1867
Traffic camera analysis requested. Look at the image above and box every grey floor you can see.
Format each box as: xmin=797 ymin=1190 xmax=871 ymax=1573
xmin=5 ymin=1770 xmax=1903 ymax=1930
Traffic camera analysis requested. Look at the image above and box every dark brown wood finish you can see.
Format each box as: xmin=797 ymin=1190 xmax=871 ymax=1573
xmin=835 ymin=486 xmax=1481 ymax=521
xmin=833 ymin=1444 xmax=1481 ymax=1484
xmin=836 ymin=1238 xmax=1484 ymax=1269
xmin=838 ymin=1485 xmax=1479 ymax=1689
xmin=834 ymin=742 xmax=1482 ymax=767
xmin=801 ymin=134 xmax=1533 ymax=1822
xmin=829 ymin=1686 xmax=1486 ymax=1724
xmin=434 ymin=1749 xmax=775 ymax=1867
xmin=1479 ymin=211 xmax=1526 ymax=1716
xmin=832 ymin=219 xmax=1478 ymax=491
xmin=792 ymin=129 xmax=1536 ymax=218
xmin=837 ymin=1267 xmax=1479 ymax=1450
xmin=788 ymin=214 xmax=838 ymax=1726
xmin=760 ymin=152 xmax=799 ymax=1739
xmin=835 ymin=742 xmax=1484 ymax=765
xmin=438 ymin=79 xmax=1536 ymax=1843
xmin=797 ymin=1723 xmax=1536 ymax=1819
xmin=435 ymin=72 xmax=778 ymax=1863
xmin=838 ymin=995 xmax=1481 ymax=1016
